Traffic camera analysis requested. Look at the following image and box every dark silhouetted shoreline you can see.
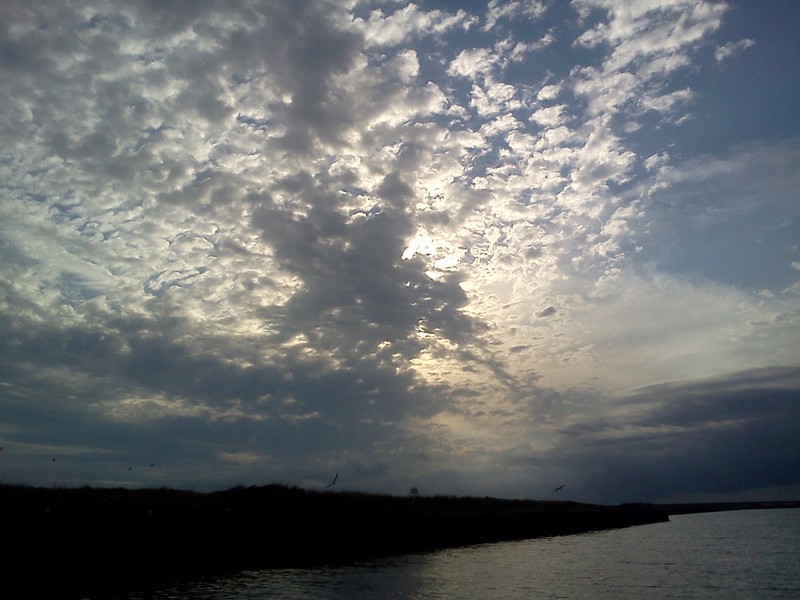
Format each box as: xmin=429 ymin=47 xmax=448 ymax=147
xmin=3 ymin=483 xmax=795 ymax=597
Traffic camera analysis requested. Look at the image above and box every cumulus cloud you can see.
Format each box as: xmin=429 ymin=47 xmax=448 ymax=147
xmin=357 ymin=3 xmax=477 ymax=47
xmin=448 ymin=47 xmax=498 ymax=80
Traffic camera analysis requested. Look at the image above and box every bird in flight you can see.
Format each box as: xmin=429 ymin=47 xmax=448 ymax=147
xmin=554 ymin=484 xmax=565 ymax=492
xmin=325 ymin=472 xmax=338 ymax=488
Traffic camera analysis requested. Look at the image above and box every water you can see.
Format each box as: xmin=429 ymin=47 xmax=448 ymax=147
xmin=129 ymin=509 xmax=800 ymax=599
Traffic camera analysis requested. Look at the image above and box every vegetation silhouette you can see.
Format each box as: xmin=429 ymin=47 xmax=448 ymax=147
xmin=8 ymin=482 xmax=794 ymax=598
xmin=0 ymin=482 xmax=598 ymax=520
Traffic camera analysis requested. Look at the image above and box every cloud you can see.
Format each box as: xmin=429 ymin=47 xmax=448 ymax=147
xmin=530 ymin=104 xmax=569 ymax=127
xmin=715 ymin=38 xmax=755 ymax=62
xmin=636 ymin=137 xmax=800 ymax=291
xmin=357 ymin=3 xmax=477 ymax=47
xmin=547 ymin=367 xmax=800 ymax=503
xmin=0 ymin=0 xmax=797 ymax=502
xmin=448 ymin=48 xmax=497 ymax=80
xmin=574 ymin=0 xmax=727 ymax=67
xmin=484 ymin=0 xmax=547 ymax=32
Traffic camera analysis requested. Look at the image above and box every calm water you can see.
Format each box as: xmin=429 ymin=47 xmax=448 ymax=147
xmin=129 ymin=508 xmax=800 ymax=599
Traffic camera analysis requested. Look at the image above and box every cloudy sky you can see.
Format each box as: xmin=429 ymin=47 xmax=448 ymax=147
xmin=1 ymin=0 xmax=799 ymax=504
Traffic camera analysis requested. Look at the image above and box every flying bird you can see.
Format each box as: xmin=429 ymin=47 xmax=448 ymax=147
xmin=554 ymin=484 xmax=565 ymax=492
xmin=325 ymin=472 xmax=338 ymax=488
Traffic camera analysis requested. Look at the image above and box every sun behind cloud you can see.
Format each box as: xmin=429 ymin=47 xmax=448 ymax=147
xmin=0 ymin=0 xmax=798 ymax=503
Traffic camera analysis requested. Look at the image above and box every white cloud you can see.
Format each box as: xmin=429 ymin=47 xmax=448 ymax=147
xmin=530 ymin=104 xmax=569 ymax=127
xmin=479 ymin=113 xmax=521 ymax=137
xmin=468 ymin=80 xmax=521 ymax=116
xmin=644 ymin=151 xmax=670 ymax=171
xmin=536 ymin=83 xmax=561 ymax=101
xmin=448 ymin=47 xmax=497 ymax=80
xmin=715 ymin=38 xmax=755 ymax=62
xmin=574 ymin=0 xmax=727 ymax=73
xmin=484 ymin=0 xmax=547 ymax=31
xmin=572 ymin=67 xmax=639 ymax=116
xmin=638 ymin=87 xmax=693 ymax=114
xmin=358 ymin=3 xmax=476 ymax=47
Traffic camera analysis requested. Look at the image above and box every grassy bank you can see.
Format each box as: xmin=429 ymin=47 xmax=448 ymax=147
xmin=0 ymin=482 xmax=598 ymax=519
xmin=2 ymin=483 xmax=671 ymax=597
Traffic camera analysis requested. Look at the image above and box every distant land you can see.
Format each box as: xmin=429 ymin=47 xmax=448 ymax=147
xmin=3 ymin=482 xmax=796 ymax=520
xmin=0 ymin=481 xmax=627 ymax=519
xmin=3 ymin=483 xmax=798 ymax=597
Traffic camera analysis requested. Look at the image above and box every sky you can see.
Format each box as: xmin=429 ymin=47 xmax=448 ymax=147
xmin=1 ymin=0 xmax=799 ymax=504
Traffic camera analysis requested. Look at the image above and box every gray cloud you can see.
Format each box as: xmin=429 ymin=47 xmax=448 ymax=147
xmin=544 ymin=368 xmax=800 ymax=503
xmin=1 ymin=0 xmax=798 ymax=502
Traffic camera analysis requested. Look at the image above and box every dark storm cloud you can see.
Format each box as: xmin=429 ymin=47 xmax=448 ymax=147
xmin=547 ymin=367 xmax=800 ymax=502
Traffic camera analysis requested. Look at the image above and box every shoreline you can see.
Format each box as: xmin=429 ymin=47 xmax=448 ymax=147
xmin=3 ymin=483 xmax=797 ymax=596
xmin=7 ymin=507 xmax=670 ymax=597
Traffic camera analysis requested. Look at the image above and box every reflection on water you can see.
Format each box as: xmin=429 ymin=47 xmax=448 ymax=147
xmin=131 ymin=509 xmax=800 ymax=599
